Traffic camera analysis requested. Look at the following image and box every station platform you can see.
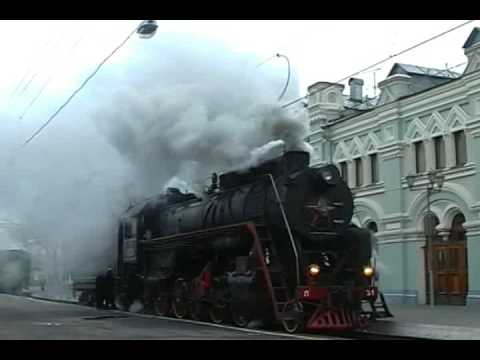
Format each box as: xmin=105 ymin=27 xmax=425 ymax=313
xmin=364 ymin=303 xmax=480 ymax=340
xmin=25 ymin=286 xmax=480 ymax=340
xmin=24 ymin=286 xmax=78 ymax=303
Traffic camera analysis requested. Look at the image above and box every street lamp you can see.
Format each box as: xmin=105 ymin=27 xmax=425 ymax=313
xmin=275 ymin=54 xmax=291 ymax=101
xmin=23 ymin=19 xmax=160 ymax=146
xmin=136 ymin=20 xmax=158 ymax=39
xmin=406 ymin=170 xmax=445 ymax=307
xmin=256 ymin=53 xmax=291 ymax=101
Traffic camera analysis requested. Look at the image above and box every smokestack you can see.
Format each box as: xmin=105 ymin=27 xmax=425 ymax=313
xmin=349 ymin=78 xmax=364 ymax=102
xmin=284 ymin=150 xmax=310 ymax=174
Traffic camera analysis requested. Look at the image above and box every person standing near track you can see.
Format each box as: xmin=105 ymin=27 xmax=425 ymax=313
xmin=95 ymin=272 xmax=105 ymax=308
xmin=104 ymin=267 xmax=115 ymax=309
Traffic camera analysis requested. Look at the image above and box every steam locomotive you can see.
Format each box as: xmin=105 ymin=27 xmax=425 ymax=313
xmin=86 ymin=150 xmax=391 ymax=333
xmin=0 ymin=249 xmax=31 ymax=295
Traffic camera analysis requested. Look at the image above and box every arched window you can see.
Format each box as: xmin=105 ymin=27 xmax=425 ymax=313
xmin=327 ymin=92 xmax=337 ymax=103
xmin=449 ymin=213 xmax=466 ymax=242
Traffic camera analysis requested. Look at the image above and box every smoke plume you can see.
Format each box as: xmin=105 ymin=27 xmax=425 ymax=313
xmin=0 ymin=29 xmax=309 ymax=289
xmin=87 ymin=32 xmax=310 ymax=196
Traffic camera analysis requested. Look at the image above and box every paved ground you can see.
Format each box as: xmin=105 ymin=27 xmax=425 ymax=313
xmin=0 ymin=294 xmax=330 ymax=340
xmin=385 ymin=303 xmax=480 ymax=328
xmin=19 ymin=286 xmax=480 ymax=340
xmin=366 ymin=303 xmax=480 ymax=340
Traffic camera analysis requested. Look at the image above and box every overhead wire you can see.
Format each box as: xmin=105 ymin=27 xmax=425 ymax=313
xmin=276 ymin=54 xmax=291 ymax=101
xmin=13 ymin=34 xmax=64 ymax=99
xmin=16 ymin=73 xmax=38 ymax=98
xmin=19 ymin=36 xmax=84 ymax=120
xmin=256 ymin=54 xmax=277 ymax=68
xmin=256 ymin=53 xmax=291 ymax=101
xmin=17 ymin=33 xmax=67 ymax=99
xmin=23 ymin=22 xmax=141 ymax=146
xmin=447 ymin=62 xmax=467 ymax=71
xmin=9 ymin=38 xmax=52 ymax=98
xmin=281 ymin=20 xmax=477 ymax=109
xmin=22 ymin=20 xmax=477 ymax=145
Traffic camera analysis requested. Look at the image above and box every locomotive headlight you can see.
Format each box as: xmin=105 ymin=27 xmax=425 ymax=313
xmin=308 ymin=264 xmax=321 ymax=276
xmin=363 ymin=266 xmax=374 ymax=277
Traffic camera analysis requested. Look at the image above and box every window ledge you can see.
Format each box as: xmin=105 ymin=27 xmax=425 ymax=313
xmin=352 ymin=182 xmax=385 ymax=196
xmin=403 ymin=163 xmax=476 ymax=185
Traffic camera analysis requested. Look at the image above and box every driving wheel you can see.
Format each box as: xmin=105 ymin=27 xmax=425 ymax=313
xmin=172 ymin=278 xmax=190 ymax=319
xmin=281 ymin=301 xmax=305 ymax=334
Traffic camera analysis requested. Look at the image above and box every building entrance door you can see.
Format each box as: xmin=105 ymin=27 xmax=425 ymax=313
xmin=423 ymin=212 xmax=468 ymax=305
xmin=433 ymin=242 xmax=467 ymax=305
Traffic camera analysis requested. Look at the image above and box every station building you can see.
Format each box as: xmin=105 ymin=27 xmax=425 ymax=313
xmin=307 ymin=27 xmax=480 ymax=305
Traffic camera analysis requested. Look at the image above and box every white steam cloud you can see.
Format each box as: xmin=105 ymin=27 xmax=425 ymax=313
xmin=0 ymin=30 xmax=310 ymax=291
xmin=89 ymin=32 xmax=309 ymax=197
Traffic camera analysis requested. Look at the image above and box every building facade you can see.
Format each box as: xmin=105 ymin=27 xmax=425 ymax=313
xmin=307 ymin=28 xmax=480 ymax=305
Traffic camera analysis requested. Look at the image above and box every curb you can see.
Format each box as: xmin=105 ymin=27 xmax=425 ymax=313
xmin=29 ymin=295 xmax=79 ymax=305
xmin=359 ymin=320 xmax=480 ymax=340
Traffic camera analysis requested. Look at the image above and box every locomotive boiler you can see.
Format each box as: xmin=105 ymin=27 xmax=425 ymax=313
xmin=95 ymin=149 xmax=390 ymax=333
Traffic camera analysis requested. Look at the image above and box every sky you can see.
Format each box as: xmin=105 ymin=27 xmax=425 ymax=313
xmin=0 ymin=20 xmax=477 ymax=273
xmin=0 ymin=19 xmax=308 ymax=270
xmin=0 ymin=20 xmax=477 ymax=121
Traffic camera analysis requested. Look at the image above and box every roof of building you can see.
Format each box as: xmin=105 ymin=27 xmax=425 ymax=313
xmin=388 ymin=63 xmax=461 ymax=79
xmin=315 ymin=29 xmax=479 ymax=129
xmin=463 ymin=27 xmax=480 ymax=49
xmin=330 ymin=63 xmax=459 ymax=115
xmin=343 ymin=94 xmax=379 ymax=111
xmin=323 ymin=62 xmax=462 ymax=127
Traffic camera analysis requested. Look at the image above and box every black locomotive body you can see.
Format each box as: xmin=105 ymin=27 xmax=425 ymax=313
xmin=90 ymin=150 xmax=389 ymax=333
xmin=0 ymin=249 xmax=31 ymax=295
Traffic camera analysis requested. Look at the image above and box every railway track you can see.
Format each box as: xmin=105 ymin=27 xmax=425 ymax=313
xmin=322 ymin=329 xmax=431 ymax=340
xmin=24 ymin=294 xmax=428 ymax=340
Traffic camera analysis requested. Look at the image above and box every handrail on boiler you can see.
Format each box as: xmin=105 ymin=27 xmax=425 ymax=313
xmin=264 ymin=173 xmax=300 ymax=286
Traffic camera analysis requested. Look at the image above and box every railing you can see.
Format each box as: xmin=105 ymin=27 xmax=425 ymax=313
xmin=264 ymin=173 xmax=300 ymax=285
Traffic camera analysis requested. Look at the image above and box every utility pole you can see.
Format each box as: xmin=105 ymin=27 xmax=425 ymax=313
xmin=406 ymin=171 xmax=445 ymax=307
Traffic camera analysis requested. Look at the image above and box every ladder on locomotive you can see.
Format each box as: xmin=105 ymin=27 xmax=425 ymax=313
xmin=361 ymin=291 xmax=393 ymax=320
xmin=252 ymin=223 xmax=303 ymax=322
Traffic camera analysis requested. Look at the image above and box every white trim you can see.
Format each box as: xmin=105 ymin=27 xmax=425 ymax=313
xmin=382 ymin=292 xmax=417 ymax=297
xmin=353 ymin=186 xmax=385 ymax=198
xmin=378 ymin=239 xmax=425 ymax=245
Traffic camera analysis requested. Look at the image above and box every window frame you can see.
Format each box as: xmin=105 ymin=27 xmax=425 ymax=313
xmin=354 ymin=158 xmax=363 ymax=187
xmin=454 ymin=130 xmax=467 ymax=166
xmin=339 ymin=161 xmax=348 ymax=184
xmin=433 ymin=136 xmax=446 ymax=170
xmin=369 ymin=153 xmax=378 ymax=184
xmin=327 ymin=92 xmax=337 ymax=103
xmin=414 ymin=141 xmax=426 ymax=174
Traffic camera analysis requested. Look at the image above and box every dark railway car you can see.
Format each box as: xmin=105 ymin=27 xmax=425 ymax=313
xmin=88 ymin=150 xmax=391 ymax=333
xmin=0 ymin=249 xmax=31 ymax=295
xmin=72 ymin=246 xmax=114 ymax=306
